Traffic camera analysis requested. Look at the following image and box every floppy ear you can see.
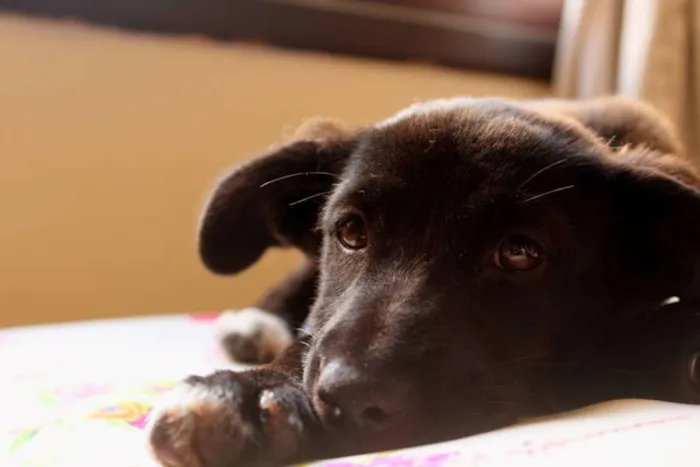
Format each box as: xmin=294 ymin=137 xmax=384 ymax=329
xmin=603 ymin=147 xmax=700 ymax=307
xmin=530 ymin=96 xmax=684 ymax=154
xmin=531 ymin=96 xmax=700 ymax=185
xmin=586 ymin=154 xmax=700 ymax=403
xmin=531 ymin=97 xmax=700 ymax=399
xmin=532 ymin=97 xmax=700 ymax=302
xmin=198 ymin=120 xmax=356 ymax=275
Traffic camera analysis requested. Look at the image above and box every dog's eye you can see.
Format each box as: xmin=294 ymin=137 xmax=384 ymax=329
xmin=495 ymin=235 xmax=545 ymax=272
xmin=336 ymin=215 xmax=367 ymax=250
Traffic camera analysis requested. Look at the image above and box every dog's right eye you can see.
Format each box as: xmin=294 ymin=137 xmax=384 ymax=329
xmin=336 ymin=214 xmax=368 ymax=250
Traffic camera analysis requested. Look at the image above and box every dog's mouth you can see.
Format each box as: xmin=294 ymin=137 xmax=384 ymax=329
xmin=323 ymin=418 xmax=421 ymax=456
xmin=310 ymin=388 xmax=520 ymax=457
xmin=308 ymin=392 xmax=412 ymax=454
xmin=302 ymin=343 xmax=531 ymax=454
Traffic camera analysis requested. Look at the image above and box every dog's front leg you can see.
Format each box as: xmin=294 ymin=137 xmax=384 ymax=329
xmin=146 ymin=338 xmax=336 ymax=467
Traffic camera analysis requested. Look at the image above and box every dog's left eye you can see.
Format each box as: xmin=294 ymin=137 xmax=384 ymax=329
xmin=494 ymin=235 xmax=545 ymax=272
xmin=336 ymin=214 xmax=368 ymax=250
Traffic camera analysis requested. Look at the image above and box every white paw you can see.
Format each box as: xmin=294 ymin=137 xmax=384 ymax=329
xmin=145 ymin=374 xmax=253 ymax=467
xmin=215 ymin=308 xmax=293 ymax=363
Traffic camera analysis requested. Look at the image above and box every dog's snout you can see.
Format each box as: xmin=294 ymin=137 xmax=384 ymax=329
xmin=314 ymin=359 xmax=406 ymax=429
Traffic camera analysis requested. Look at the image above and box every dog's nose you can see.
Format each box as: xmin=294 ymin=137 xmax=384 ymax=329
xmin=314 ymin=359 xmax=406 ymax=429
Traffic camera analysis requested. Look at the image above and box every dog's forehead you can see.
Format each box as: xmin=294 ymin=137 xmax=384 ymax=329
xmin=345 ymin=99 xmax=579 ymax=185
xmin=323 ymin=99 xmax=606 ymax=223
xmin=374 ymin=99 xmax=562 ymax=154
xmin=376 ymin=97 xmax=519 ymax=128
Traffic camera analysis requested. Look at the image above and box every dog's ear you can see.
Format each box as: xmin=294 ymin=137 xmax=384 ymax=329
xmin=532 ymin=97 xmax=700 ymax=301
xmin=602 ymin=147 xmax=700 ymax=306
xmin=531 ymin=96 xmax=700 ymax=186
xmin=597 ymin=151 xmax=700 ymax=402
xmin=199 ymin=120 xmax=356 ymax=275
xmin=530 ymin=96 xmax=684 ymax=155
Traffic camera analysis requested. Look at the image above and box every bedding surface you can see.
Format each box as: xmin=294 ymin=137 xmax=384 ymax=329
xmin=1 ymin=313 xmax=699 ymax=467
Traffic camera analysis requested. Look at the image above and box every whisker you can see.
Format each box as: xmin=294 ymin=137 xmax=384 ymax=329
xmin=518 ymin=159 xmax=567 ymax=189
xmin=521 ymin=185 xmax=575 ymax=204
xmin=289 ymin=190 xmax=334 ymax=206
xmin=260 ymin=171 xmax=339 ymax=188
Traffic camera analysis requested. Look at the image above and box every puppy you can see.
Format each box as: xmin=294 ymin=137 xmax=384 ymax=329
xmin=147 ymin=97 xmax=700 ymax=467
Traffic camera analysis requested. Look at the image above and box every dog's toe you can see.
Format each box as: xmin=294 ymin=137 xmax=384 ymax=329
xmin=215 ymin=308 xmax=293 ymax=364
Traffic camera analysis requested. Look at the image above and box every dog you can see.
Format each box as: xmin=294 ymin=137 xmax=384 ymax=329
xmin=146 ymin=96 xmax=700 ymax=467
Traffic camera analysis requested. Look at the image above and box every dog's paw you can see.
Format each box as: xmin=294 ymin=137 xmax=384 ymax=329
xmin=146 ymin=370 xmax=317 ymax=467
xmin=215 ymin=308 xmax=294 ymax=364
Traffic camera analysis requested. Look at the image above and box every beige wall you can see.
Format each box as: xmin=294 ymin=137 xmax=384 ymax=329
xmin=0 ymin=14 xmax=550 ymax=328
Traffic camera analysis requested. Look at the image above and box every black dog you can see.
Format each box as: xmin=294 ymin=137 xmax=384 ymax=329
xmin=146 ymin=97 xmax=700 ymax=467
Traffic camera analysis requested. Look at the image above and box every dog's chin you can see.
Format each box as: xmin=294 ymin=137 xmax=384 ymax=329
xmin=329 ymin=423 xmax=423 ymax=457
xmin=310 ymin=403 xmax=416 ymax=455
xmin=319 ymin=407 xmax=515 ymax=457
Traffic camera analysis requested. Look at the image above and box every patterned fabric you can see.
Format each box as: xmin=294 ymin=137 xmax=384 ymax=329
xmin=2 ymin=314 xmax=700 ymax=467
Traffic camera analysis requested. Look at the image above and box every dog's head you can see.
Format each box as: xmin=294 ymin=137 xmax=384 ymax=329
xmin=199 ymin=97 xmax=700 ymax=452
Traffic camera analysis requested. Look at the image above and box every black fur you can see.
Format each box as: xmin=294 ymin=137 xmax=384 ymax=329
xmin=150 ymin=97 xmax=700 ymax=466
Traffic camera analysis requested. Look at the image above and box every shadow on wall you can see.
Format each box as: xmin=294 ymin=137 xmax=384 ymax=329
xmin=0 ymin=0 xmax=563 ymax=79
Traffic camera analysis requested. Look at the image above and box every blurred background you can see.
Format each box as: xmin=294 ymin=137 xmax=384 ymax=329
xmin=0 ymin=0 xmax=696 ymax=327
